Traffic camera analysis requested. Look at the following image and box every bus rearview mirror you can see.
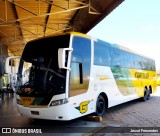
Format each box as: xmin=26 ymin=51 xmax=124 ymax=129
xmin=58 ymin=48 xmax=73 ymax=70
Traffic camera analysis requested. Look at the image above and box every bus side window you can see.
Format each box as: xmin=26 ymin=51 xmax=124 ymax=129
xmin=145 ymin=58 xmax=152 ymax=71
xmin=94 ymin=42 xmax=111 ymax=66
xmin=70 ymin=62 xmax=83 ymax=84
xmin=111 ymin=48 xmax=124 ymax=67
xmin=124 ymin=52 xmax=134 ymax=69
xmin=151 ymin=60 xmax=156 ymax=71
xmin=134 ymin=55 xmax=142 ymax=69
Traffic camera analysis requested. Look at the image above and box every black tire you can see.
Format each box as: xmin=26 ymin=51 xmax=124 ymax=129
xmin=147 ymin=90 xmax=151 ymax=100
xmin=95 ymin=95 xmax=106 ymax=116
xmin=143 ymin=88 xmax=148 ymax=101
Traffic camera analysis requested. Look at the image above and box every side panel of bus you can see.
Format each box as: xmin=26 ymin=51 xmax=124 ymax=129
xmin=92 ymin=39 xmax=157 ymax=108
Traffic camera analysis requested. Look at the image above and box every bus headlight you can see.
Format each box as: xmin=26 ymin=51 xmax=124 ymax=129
xmin=49 ymin=98 xmax=68 ymax=106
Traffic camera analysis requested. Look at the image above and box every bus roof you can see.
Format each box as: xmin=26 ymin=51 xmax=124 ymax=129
xmin=70 ymin=32 xmax=91 ymax=39
xmin=91 ymin=35 xmax=154 ymax=60
xmin=26 ymin=32 xmax=154 ymax=60
xmin=27 ymin=32 xmax=91 ymax=44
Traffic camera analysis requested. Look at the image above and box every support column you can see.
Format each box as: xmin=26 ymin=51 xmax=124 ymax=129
xmin=0 ymin=41 xmax=8 ymax=93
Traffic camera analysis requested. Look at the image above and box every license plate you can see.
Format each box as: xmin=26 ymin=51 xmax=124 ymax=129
xmin=31 ymin=111 xmax=39 ymax=115
xmin=20 ymin=97 xmax=35 ymax=106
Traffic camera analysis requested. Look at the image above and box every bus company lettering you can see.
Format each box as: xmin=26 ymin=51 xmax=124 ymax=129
xmin=135 ymin=72 xmax=149 ymax=79
xmin=22 ymin=97 xmax=32 ymax=102
xmin=96 ymin=74 xmax=109 ymax=80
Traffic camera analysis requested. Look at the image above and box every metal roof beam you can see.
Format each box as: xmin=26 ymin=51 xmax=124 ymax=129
xmin=39 ymin=24 xmax=57 ymax=31
xmin=0 ymin=22 xmax=69 ymax=26
xmin=0 ymin=30 xmax=26 ymax=44
xmin=0 ymin=0 xmax=8 ymax=22
xmin=0 ymin=30 xmax=14 ymax=41
xmin=9 ymin=0 xmax=24 ymax=43
xmin=16 ymin=25 xmax=37 ymax=37
xmin=2 ymin=39 xmax=24 ymax=45
xmin=89 ymin=0 xmax=101 ymax=15
xmin=41 ymin=0 xmax=67 ymax=10
xmin=0 ymin=23 xmax=70 ymax=37
xmin=7 ymin=0 xmax=37 ymax=16
xmin=18 ymin=26 xmax=72 ymax=37
xmin=43 ymin=0 xmax=53 ymax=35
xmin=18 ymin=4 xmax=89 ymax=21
xmin=84 ymin=0 xmax=124 ymax=33
xmin=71 ymin=0 xmax=88 ymax=6
xmin=41 ymin=26 xmax=72 ymax=36
xmin=0 ymin=3 xmax=88 ymax=24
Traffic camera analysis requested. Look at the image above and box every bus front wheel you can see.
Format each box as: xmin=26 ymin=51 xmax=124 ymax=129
xmin=95 ymin=95 xmax=106 ymax=116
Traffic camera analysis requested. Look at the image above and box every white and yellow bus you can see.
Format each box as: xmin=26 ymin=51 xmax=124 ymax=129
xmin=16 ymin=32 xmax=157 ymax=120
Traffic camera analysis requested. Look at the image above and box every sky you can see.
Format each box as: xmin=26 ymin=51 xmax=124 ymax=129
xmin=88 ymin=0 xmax=160 ymax=71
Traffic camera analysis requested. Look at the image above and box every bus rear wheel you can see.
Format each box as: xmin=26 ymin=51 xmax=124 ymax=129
xmin=143 ymin=88 xmax=149 ymax=101
xmin=147 ymin=90 xmax=151 ymax=100
xmin=95 ymin=95 xmax=106 ymax=116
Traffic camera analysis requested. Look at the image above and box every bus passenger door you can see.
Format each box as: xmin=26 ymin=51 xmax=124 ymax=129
xmin=69 ymin=36 xmax=91 ymax=97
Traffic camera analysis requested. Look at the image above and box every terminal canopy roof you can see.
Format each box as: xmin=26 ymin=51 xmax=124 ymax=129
xmin=0 ymin=0 xmax=124 ymax=56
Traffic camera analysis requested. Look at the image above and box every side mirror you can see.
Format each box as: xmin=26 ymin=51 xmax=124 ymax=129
xmin=58 ymin=48 xmax=73 ymax=70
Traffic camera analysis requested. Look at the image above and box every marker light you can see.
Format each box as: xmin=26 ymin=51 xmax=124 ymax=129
xmin=49 ymin=98 xmax=68 ymax=106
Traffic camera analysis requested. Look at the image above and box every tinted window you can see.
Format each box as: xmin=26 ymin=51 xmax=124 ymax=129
xmin=123 ymin=51 xmax=134 ymax=68
xmin=143 ymin=58 xmax=155 ymax=71
xmin=70 ymin=62 xmax=81 ymax=84
xmin=94 ymin=42 xmax=111 ymax=66
xmin=17 ymin=35 xmax=70 ymax=97
xmin=142 ymin=57 xmax=147 ymax=70
xmin=110 ymin=48 xmax=124 ymax=67
xmin=151 ymin=60 xmax=156 ymax=71
xmin=71 ymin=37 xmax=91 ymax=74
xmin=133 ymin=55 xmax=143 ymax=69
xmin=70 ymin=36 xmax=91 ymax=96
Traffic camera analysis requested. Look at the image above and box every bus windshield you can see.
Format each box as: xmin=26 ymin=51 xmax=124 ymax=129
xmin=17 ymin=35 xmax=70 ymax=97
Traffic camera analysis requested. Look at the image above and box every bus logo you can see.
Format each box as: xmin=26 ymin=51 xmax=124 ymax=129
xmin=135 ymin=72 xmax=149 ymax=79
xmin=79 ymin=101 xmax=90 ymax=114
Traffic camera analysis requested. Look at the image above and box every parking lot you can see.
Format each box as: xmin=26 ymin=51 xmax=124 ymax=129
xmin=0 ymin=87 xmax=160 ymax=135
